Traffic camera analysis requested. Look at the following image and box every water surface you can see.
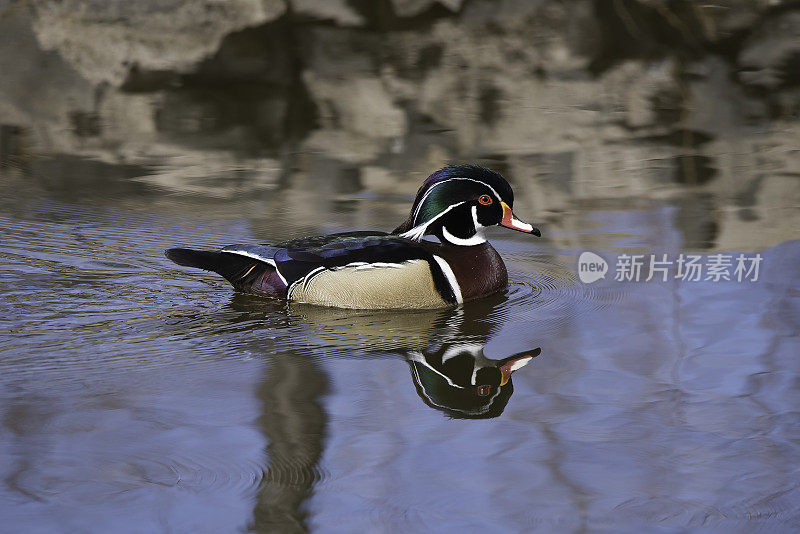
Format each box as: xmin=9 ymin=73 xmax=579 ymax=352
xmin=3 ymin=154 xmax=799 ymax=532
xmin=2 ymin=2 xmax=800 ymax=532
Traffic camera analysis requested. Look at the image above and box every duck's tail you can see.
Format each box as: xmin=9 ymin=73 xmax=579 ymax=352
xmin=165 ymin=248 xmax=274 ymax=293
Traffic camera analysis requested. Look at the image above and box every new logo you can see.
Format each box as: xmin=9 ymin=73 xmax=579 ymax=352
xmin=578 ymin=252 xmax=608 ymax=284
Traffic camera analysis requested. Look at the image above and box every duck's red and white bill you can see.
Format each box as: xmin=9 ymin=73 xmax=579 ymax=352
xmin=500 ymin=202 xmax=541 ymax=236
xmin=499 ymin=354 xmax=534 ymax=385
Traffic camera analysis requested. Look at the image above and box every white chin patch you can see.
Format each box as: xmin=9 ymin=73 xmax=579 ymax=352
xmin=441 ymin=226 xmax=486 ymax=246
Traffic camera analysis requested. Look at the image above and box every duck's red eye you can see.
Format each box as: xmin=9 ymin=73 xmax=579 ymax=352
xmin=477 ymin=385 xmax=492 ymax=396
xmin=478 ymin=195 xmax=492 ymax=206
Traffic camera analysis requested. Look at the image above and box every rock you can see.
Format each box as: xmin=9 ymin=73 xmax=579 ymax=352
xmin=738 ymin=10 xmax=800 ymax=90
xmin=30 ymin=0 xmax=286 ymax=86
xmin=290 ymin=0 xmax=363 ymax=26
xmin=303 ymin=71 xmax=407 ymax=140
xmin=0 ymin=8 xmax=95 ymax=152
xmin=1 ymin=0 xmax=798 ymax=253
xmin=685 ymin=57 xmax=768 ymax=136
xmin=390 ymin=0 xmax=463 ymax=18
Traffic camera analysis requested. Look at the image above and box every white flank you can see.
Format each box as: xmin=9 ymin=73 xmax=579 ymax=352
xmin=432 ymin=255 xmax=463 ymax=304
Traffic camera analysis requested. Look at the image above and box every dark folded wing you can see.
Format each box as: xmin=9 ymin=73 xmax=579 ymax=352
xmin=273 ymin=231 xmax=388 ymax=249
xmin=222 ymin=233 xmax=387 ymax=263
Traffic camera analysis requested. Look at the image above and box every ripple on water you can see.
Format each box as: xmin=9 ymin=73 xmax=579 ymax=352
xmin=9 ymin=452 xmax=273 ymax=505
xmin=496 ymin=255 xmax=628 ymax=330
xmin=260 ymin=454 xmax=330 ymax=488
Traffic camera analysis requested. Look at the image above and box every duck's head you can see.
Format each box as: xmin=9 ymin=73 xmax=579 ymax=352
xmin=407 ymin=344 xmax=541 ymax=419
xmin=393 ymin=165 xmax=541 ymax=246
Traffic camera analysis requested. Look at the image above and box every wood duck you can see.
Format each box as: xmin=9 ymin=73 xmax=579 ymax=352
xmin=281 ymin=296 xmax=542 ymax=418
xmin=407 ymin=344 xmax=540 ymax=419
xmin=165 ymin=165 xmax=540 ymax=309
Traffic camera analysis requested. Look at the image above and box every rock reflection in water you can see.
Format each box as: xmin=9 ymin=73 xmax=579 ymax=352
xmin=252 ymin=350 xmax=327 ymax=533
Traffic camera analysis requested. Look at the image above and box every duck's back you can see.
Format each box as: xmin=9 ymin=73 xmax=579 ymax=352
xmin=273 ymin=231 xmax=388 ymax=249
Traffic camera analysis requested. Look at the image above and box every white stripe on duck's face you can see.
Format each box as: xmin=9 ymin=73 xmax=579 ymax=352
xmin=409 ymin=343 xmax=506 ymax=410
xmin=399 ymin=179 xmax=506 ymax=246
xmin=396 ymin=166 xmax=541 ymax=244
xmin=435 ymin=201 xmax=495 ymax=246
xmin=409 ymin=177 xmax=504 ymax=224
xmin=441 ymin=205 xmax=487 ymax=246
xmin=401 ymin=199 xmax=494 ymax=246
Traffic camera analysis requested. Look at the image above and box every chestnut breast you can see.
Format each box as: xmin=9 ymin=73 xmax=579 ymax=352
xmin=437 ymin=243 xmax=508 ymax=301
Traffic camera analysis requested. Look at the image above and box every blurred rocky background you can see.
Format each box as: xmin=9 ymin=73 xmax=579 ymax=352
xmin=1 ymin=0 xmax=799 ymax=250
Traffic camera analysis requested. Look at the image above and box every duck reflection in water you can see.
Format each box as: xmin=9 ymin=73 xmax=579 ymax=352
xmin=282 ymin=293 xmax=541 ymax=419
xmin=408 ymin=343 xmax=539 ymax=419
xmin=225 ymin=294 xmax=540 ymax=531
